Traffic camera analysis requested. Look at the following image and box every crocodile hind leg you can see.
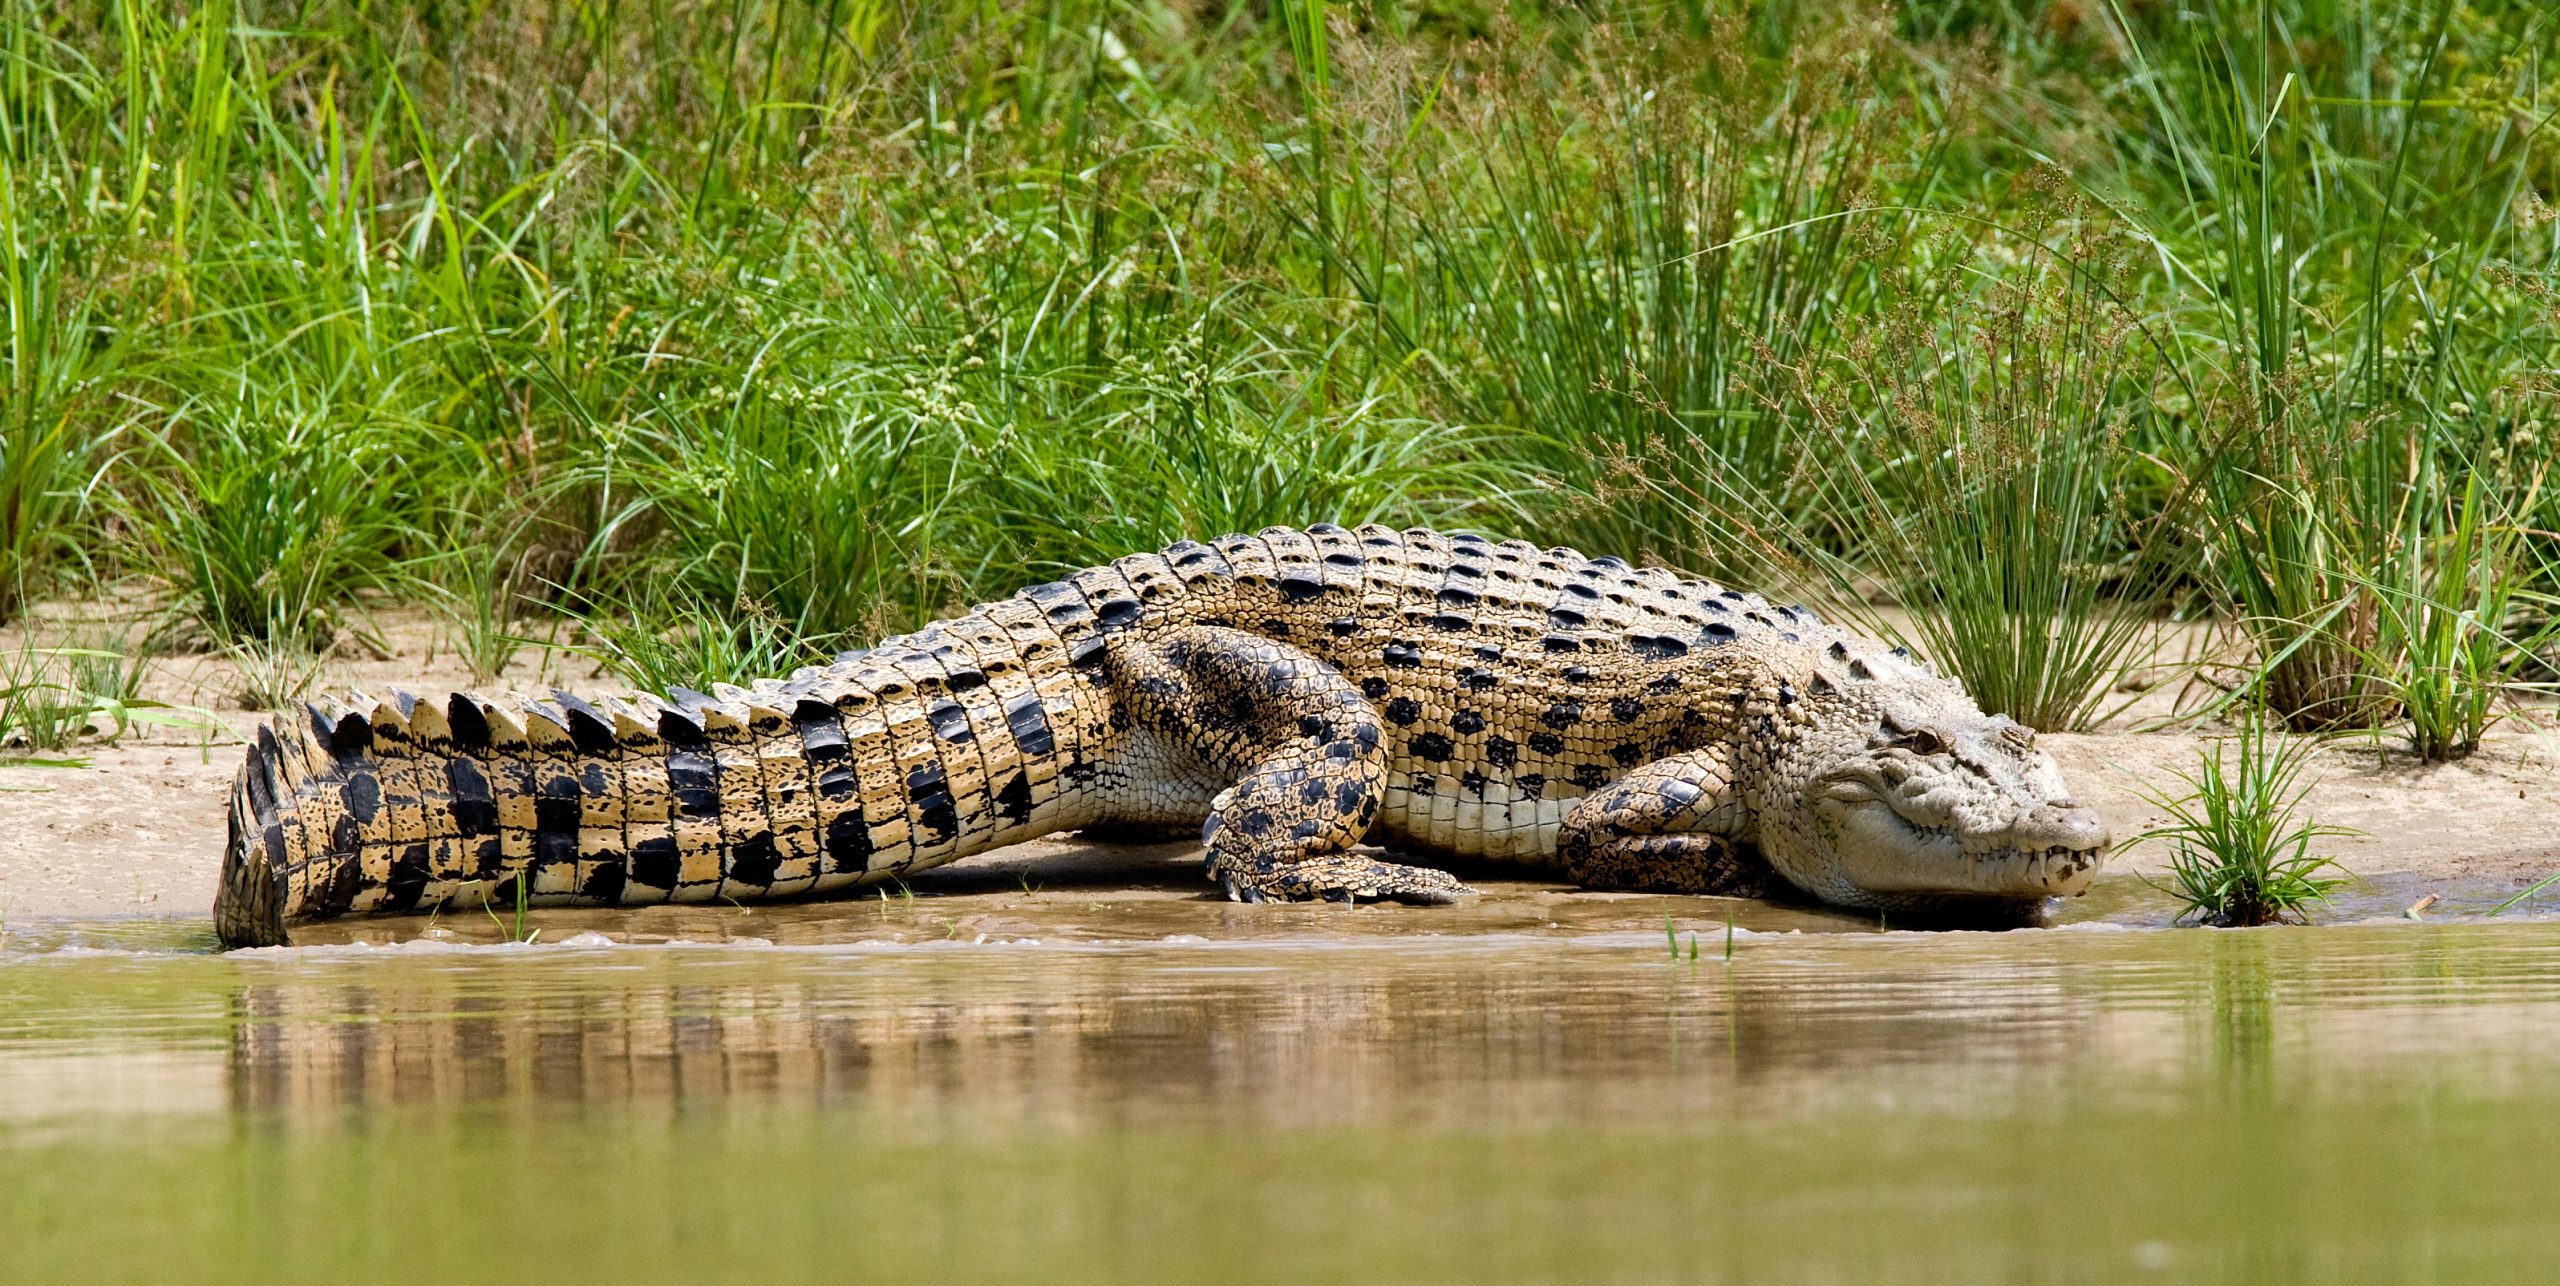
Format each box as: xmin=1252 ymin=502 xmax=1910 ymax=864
xmin=1557 ymin=751 xmax=1769 ymax=896
xmin=1110 ymin=626 xmax=1473 ymax=905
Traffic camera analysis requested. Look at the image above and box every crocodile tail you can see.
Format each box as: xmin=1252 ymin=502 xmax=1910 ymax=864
xmin=215 ymin=699 xmax=411 ymax=950
xmin=214 ymin=689 xmax=705 ymax=949
xmin=208 ymin=672 xmax=1005 ymax=949
xmin=214 ymin=691 xmax=583 ymax=950
xmin=216 ymin=726 xmax=295 ymax=947
xmin=211 ymin=623 xmax=1090 ymax=949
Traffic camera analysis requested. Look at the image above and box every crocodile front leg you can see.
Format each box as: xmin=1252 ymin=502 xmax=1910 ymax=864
xmin=1111 ymin=627 xmax=1473 ymax=905
xmin=1556 ymin=750 xmax=1769 ymax=897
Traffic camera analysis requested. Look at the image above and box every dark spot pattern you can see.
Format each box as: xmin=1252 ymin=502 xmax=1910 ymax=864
xmin=338 ymin=774 xmax=382 ymax=824
xmin=220 ymin=526 xmax=1943 ymax=942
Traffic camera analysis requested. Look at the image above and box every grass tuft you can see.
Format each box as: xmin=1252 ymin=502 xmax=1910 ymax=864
xmin=0 ymin=629 xmax=213 ymax=762
xmin=573 ymin=583 xmax=845 ymax=698
xmin=2135 ymin=710 xmax=2359 ymax=927
xmin=1664 ymin=222 xmax=2181 ymax=732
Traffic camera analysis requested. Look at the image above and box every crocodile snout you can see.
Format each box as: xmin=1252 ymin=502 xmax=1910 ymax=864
xmin=2001 ymin=799 xmax=2110 ymax=894
xmin=2014 ymin=799 xmax=2110 ymax=854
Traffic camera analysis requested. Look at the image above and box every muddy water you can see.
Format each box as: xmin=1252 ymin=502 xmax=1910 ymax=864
xmin=9 ymin=872 xmax=2560 ymax=1283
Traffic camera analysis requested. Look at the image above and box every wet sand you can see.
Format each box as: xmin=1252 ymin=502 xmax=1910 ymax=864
xmin=5 ymin=608 xmax=2557 ymax=930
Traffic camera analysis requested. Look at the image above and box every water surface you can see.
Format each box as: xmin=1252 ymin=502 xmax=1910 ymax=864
xmin=8 ymin=882 xmax=2560 ymax=1283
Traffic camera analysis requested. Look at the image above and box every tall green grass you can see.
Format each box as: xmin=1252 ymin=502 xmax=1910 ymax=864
xmin=1347 ymin=18 xmax=1943 ymax=572
xmin=0 ymin=0 xmax=2553 ymax=754
xmin=1658 ymin=220 xmax=2183 ymax=732
xmin=2085 ymin=0 xmax=2558 ymax=730
xmin=2362 ymin=465 xmax=2555 ymax=761
xmin=112 ymin=385 xmax=418 ymax=647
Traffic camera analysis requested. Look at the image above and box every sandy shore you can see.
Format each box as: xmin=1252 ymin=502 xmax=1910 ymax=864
xmin=4 ymin=608 xmax=2557 ymax=927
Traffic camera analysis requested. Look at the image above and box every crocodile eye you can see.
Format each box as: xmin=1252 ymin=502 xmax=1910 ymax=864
xmin=1900 ymin=729 xmax=1945 ymax=756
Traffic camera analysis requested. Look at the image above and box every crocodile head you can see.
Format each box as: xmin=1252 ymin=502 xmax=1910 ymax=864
xmin=1756 ymin=645 xmax=2110 ymax=914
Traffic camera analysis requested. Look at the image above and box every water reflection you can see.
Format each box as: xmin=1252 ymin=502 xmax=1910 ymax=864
xmin=2208 ymin=931 xmax=2278 ymax=1105
xmin=16 ymin=926 xmax=2560 ymax=1283
xmin=212 ymin=946 xmax=1713 ymax=1122
xmin=0 ymin=926 xmax=2475 ymax=1126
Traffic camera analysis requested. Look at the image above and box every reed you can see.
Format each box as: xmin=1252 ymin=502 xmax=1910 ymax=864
xmin=2 ymin=0 xmax=2552 ymax=776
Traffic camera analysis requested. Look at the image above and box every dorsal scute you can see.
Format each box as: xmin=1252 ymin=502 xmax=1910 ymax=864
xmin=478 ymin=698 xmax=529 ymax=750
xmin=1305 ymin=524 xmax=1370 ymax=592
xmin=695 ymin=701 xmax=752 ymax=741
xmin=600 ymin=695 xmax=665 ymax=752
xmin=1109 ymin=549 xmax=1186 ymax=608
xmin=405 ymin=694 xmax=453 ymax=745
xmin=519 ymin=699 xmax=575 ymax=752
xmin=363 ymin=692 xmax=408 ymax=742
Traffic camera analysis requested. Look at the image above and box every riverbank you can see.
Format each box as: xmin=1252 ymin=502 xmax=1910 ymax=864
xmin=4 ymin=610 xmax=2556 ymax=929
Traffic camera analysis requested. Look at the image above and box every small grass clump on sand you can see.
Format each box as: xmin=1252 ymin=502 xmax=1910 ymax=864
xmin=2136 ymin=711 xmax=2358 ymax=927
xmin=0 ymin=629 xmax=211 ymax=765
xmin=2360 ymin=467 xmax=2556 ymax=763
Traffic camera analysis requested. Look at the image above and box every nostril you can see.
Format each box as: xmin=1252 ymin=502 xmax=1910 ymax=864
xmin=2022 ymin=802 xmax=2111 ymax=848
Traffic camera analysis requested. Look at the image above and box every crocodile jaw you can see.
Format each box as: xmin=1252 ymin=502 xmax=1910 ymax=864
xmin=1807 ymin=790 xmax=2110 ymax=906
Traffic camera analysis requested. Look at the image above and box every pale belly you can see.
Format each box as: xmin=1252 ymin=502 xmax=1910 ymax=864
xmin=1082 ymin=731 xmax=1577 ymax=866
xmin=1377 ymin=770 xmax=1572 ymax=864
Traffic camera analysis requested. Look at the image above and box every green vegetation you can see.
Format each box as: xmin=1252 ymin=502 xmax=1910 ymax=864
xmin=2136 ymin=710 xmax=2358 ymax=927
xmin=3 ymin=0 xmax=2555 ymax=759
xmin=0 ymin=630 xmax=209 ymax=765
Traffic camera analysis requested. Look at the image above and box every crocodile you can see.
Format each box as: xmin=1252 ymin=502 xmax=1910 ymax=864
xmin=213 ymin=525 xmax=2111 ymax=947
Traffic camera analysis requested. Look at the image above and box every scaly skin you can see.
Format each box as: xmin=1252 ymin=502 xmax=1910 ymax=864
xmin=214 ymin=525 xmax=2111 ymax=947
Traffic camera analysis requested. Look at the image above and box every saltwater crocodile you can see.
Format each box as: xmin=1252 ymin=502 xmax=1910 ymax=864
xmin=214 ymin=525 xmax=2111 ymax=947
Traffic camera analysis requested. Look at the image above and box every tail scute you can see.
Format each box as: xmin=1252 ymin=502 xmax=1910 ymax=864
xmin=328 ymin=704 xmax=373 ymax=759
xmin=216 ymin=733 xmax=292 ymax=949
